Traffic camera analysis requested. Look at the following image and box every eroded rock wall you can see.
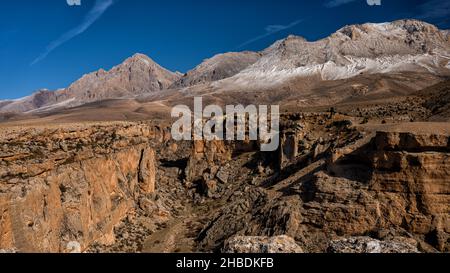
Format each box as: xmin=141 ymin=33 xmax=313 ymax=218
xmin=197 ymin=130 xmax=450 ymax=252
xmin=0 ymin=123 xmax=159 ymax=252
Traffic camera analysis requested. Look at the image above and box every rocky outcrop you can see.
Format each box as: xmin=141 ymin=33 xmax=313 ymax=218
xmin=138 ymin=148 xmax=156 ymax=194
xmin=297 ymin=131 xmax=450 ymax=252
xmin=184 ymin=140 xmax=232 ymax=197
xmin=280 ymin=133 xmax=299 ymax=168
xmin=197 ymin=129 xmax=450 ymax=253
xmin=223 ymin=235 xmax=303 ymax=253
xmin=0 ymin=123 xmax=161 ymax=252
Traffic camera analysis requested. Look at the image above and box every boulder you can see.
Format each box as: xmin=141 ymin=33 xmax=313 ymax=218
xmin=216 ymin=167 xmax=229 ymax=184
xmin=328 ymin=237 xmax=419 ymax=253
xmin=223 ymin=235 xmax=303 ymax=253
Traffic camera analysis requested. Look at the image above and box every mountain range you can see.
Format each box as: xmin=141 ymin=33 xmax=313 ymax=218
xmin=1 ymin=19 xmax=449 ymax=116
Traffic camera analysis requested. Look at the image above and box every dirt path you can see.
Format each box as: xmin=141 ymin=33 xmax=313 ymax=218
xmin=142 ymin=204 xmax=209 ymax=253
xmin=143 ymin=217 xmax=194 ymax=253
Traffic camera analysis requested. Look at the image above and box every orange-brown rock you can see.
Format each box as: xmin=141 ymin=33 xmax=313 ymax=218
xmin=0 ymin=123 xmax=159 ymax=252
xmin=139 ymin=148 xmax=156 ymax=194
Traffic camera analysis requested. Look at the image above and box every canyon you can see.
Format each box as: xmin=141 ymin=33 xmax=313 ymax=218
xmin=0 ymin=112 xmax=449 ymax=253
xmin=0 ymin=19 xmax=449 ymax=253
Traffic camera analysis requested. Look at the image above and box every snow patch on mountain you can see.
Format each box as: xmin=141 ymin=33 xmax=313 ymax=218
xmin=214 ymin=53 xmax=447 ymax=90
xmin=26 ymin=98 xmax=76 ymax=114
xmin=213 ymin=20 xmax=450 ymax=91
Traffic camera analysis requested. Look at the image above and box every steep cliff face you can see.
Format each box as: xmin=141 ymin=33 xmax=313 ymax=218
xmin=196 ymin=127 xmax=450 ymax=253
xmin=0 ymin=123 xmax=159 ymax=252
xmin=369 ymin=132 xmax=450 ymax=250
xmin=295 ymin=131 xmax=450 ymax=252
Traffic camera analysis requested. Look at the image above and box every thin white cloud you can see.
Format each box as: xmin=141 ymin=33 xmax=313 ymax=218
xmin=324 ymin=0 xmax=358 ymax=8
xmin=31 ymin=0 xmax=114 ymax=65
xmin=237 ymin=19 xmax=305 ymax=49
xmin=265 ymin=25 xmax=288 ymax=33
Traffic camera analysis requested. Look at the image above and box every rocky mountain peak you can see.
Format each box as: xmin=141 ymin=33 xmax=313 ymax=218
xmin=61 ymin=53 xmax=180 ymax=104
xmin=171 ymin=51 xmax=262 ymax=88
xmin=262 ymin=35 xmax=307 ymax=55
xmin=393 ymin=19 xmax=440 ymax=33
xmin=123 ymin=53 xmax=159 ymax=67
xmin=331 ymin=20 xmax=448 ymax=52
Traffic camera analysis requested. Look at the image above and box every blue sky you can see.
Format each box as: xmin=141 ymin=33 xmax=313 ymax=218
xmin=0 ymin=0 xmax=449 ymax=99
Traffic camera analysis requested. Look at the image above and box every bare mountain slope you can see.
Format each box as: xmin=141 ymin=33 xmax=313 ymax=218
xmin=62 ymin=53 xmax=180 ymax=101
xmin=1 ymin=20 xmax=449 ymax=116
xmin=0 ymin=54 xmax=180 ymax=113
xmin=0 ymin=89 xmax=60 ymax=113
xmin=170 ymin=51 xmax=262 ymax=88
xmin=416 ymin=80 xmax=450 ymax=120
xmin=215 ymin=19 xmax=450 ymax=91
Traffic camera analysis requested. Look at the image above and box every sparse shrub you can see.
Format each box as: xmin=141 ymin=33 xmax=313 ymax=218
xmin=328 ymin=107 xmax=336 ymax=119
